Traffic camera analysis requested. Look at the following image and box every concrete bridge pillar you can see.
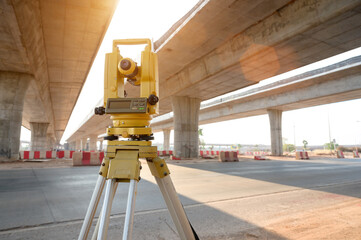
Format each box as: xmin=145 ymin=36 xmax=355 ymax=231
xmin=76 ymin=139 xmax=82 ymax=151
xmin=163 ymin=129 xmax=171 ymax=150
xmin=81 ymin=138 xmax=87 ymax=151
xmin=46 ymin=134 xmax=55 ymax=150
xmin=30 ymin=122 xmax=49 ymax=151
xmin=0 ymin=72 xmax=32 ymax=160
xmin=171 ymin=96 xmax=201 ymax=158
xmin=267 ymin=109 xmax=283 ymax=156
xmin=98 ymin=139 xmax=103 ymax=151
xmin=89 ymin=135 xmax=97 ymax=151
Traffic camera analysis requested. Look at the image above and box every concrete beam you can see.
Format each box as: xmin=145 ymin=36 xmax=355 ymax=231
xmin=152 ymin=0 xmax=361 ymax=115
xmin=0 ymin=72 xmax=32 ymax=160
xmin=151 ymin=59 xmax=361 ymax=132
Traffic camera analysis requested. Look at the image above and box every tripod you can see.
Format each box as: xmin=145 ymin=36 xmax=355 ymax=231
xmin=77 ymin=38 xmax=197 ymax=239
xmin=78 ymin=140 xmax=197 ymax=240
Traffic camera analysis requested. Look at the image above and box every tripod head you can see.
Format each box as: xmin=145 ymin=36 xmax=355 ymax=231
xmin=95 ymin=39 xmax=159 ymax=140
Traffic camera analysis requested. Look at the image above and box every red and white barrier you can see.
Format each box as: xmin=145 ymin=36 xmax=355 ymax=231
xmin=244 ymin=151 xmax=269 ymax=156
xmin=337 ymin=150 xmax=345 ymax=158
xmin=158 ymin=150 xmax=173 ymax=156
xmin=72 ymin=151 xmax=104 ymax=166
xmin=20 ymin=150 xmax=72 ymax=160
xmin=254 ymin=155 xmax=267 ymax=160
xmin=219 ymin=151 xmax=239 ymax=162
xmin=353 ymin=150 xmax=360 ymax=158
xmin=295 ymin=151 xmax=310 ymax=160
xmin=199 ymin=150 xmax=220 ymax=157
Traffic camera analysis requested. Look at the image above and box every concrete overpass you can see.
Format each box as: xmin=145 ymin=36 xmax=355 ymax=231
xmin=66 ymin=0 xmax=361 ymax=157
xmin=66 ymin=55 xmax=361 ymax=155
xmin=0 ymin=0 xmax=119 ymax=160
xmin=151 ymin=56 xmax=361 ymax=155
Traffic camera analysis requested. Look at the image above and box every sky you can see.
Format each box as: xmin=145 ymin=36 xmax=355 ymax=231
xmin=20 ymin=0 xmax=361 ymax=147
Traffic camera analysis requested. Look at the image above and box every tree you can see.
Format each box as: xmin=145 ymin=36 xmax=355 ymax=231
xmin=283 ymin=143 xmax=295 ymax=152
xmin=302 ymin=140 xmax=308 ymax=150
xmin=282 ymin=137 xmax=295 ymax=152
xmin=324 ymin=142 xmax=338 ymax=150
xmin=198 ymin=128 xmax=204 ymax=149
xmin=198 ymin=128 xmax=203 ymax=137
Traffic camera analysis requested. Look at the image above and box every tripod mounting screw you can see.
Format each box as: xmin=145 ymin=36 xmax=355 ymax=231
xmin=99 ymin=171 xmax=102 ymax=175
xmin=95 ymin=106 xmax=105 ymax=115
xmin=140 ymin=166 xmax=142 ymax=170
xmin=160 ymin=163 xmax=164 ymax=167
xmin=102 ymin=163 xmax=106 ymax=166
xmin=138 ymin=176 xmax=141 ymax=181
xmin=148 ymin=94 xmax=159 ymax=105
xmin=163 ymin=172 xmax=168 ymax=176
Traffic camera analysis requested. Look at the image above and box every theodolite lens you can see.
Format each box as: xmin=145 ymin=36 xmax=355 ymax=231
xmin=120 ymin=59 xmax=131 ymax=70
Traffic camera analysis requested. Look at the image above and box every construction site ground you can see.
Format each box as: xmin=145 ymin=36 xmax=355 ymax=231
xmin=0 ymin=155 xmax=360 ymax=239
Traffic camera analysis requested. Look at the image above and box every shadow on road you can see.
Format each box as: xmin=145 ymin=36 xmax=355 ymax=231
xmin=172 ymin=158 xmax=361 ymax=199
xmin=0 ymin=166 xmax=288 ymax=239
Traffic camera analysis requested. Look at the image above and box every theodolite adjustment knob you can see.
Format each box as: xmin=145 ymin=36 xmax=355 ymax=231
xmin=148 ymin=94 xmax=159 ymax=105
xmin=94 ymin=106 xmax=105 ymax=115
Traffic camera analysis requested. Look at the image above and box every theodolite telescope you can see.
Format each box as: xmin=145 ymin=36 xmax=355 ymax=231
xmin=79 ymin=39 xmax=198 ymax=240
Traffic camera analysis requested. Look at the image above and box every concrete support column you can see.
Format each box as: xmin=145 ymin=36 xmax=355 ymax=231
xmin=89 ymin=135 xmax=97 ymax=151
xmin=163 ymin=129 xmax=171 ymax=150
xmin=267 ymin=109 xmax=283 ymax=156
xmin=81 ymin=138 xmax=87 ymax=151
xmin=98 ymin=140 xmax=103 ymax=151
xmin=0 ymin=72 xmax=32 ymax=160
xmin=30 ymin=122 xmax=49 ymax=151
xmin=171 ymin=96 xmax=201 ymax=158
xmin=76 ymin=139 xmax=81 ymax=151
xmin=46 ymin=134 xmax=55 ymax=150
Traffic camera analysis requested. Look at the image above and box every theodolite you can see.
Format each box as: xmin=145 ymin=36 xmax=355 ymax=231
xmin=78 ymin=39 xmax=198 ymax=240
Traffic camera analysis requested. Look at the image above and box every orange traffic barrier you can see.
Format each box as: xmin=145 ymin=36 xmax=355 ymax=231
xmin=72 ymin=152 xmax=83 ymax=166
xmin=295 ymin=151 xmax=310 ymax=160
xmin=254 ymin=155 xmax=267 ymax=160
xmin=219 ymin=151 xmax=239 ymax=162
xmin=336 ymin=150 xmax=345 ymax=158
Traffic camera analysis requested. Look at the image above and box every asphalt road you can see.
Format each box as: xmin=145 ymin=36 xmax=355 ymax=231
xmin=0 ymin=157 xmax=361 ymax=239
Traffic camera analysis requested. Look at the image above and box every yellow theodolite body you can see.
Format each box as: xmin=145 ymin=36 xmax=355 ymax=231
xmin=96 ymin=39 xmax=169 ymax=182
xmin=104 ymin=39 xmax=159 ymax=131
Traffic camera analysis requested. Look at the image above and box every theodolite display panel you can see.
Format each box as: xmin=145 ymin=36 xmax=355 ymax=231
xmin=105 ymin=98 xmax=147 ymax=113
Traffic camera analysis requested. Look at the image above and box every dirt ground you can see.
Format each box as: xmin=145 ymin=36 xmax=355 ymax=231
xmin=0 ymin=159 xmax=73 ymax=170
xmin=266 ymin=198 xmax=361 ymax=239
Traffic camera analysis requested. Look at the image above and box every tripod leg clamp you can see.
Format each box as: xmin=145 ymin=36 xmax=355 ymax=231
xmin=99 ymin=158 xmax=110 ymax=178
xmin=147 ymin=157 xmax=170 ymax=178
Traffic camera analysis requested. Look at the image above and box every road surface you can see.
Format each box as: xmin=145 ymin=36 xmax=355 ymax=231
xmin=0 ymin=157 xmax=360 ymax=239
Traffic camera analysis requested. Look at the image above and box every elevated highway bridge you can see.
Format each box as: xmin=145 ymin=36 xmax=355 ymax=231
xmin=66 ymin=0 xmax=361 ymax=157
xmin=1 ymin=0 xmax=360 ymax=160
